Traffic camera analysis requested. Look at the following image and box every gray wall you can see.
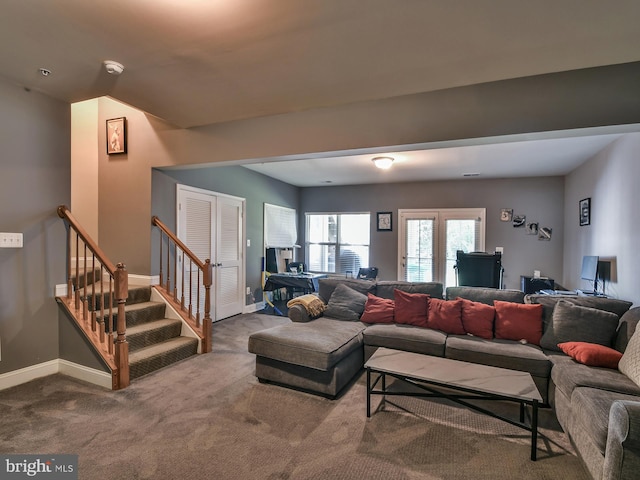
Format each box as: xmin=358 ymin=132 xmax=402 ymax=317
xmin=0 ymin=76 xmax=70 ymax=374
xmin=564 ymin=133 xmax=640 ymax=305
xmin=151 ymin=167 xmax=299 ymax=303
xmin=301 ymin=177 xmax=565 ymax=289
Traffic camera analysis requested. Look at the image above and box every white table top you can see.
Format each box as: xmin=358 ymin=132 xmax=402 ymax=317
xmin=365 ymin=347 xmax=542 ymax=403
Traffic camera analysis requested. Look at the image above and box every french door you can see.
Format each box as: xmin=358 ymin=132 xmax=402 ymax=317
xmin=177 ymin=185 xmax=245 ymax=321
xmin=398 ymin=208 xmax=485 ymax=287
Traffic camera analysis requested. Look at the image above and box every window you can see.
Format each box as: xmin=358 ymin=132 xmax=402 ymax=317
xmin=399 ymin=208 xmax=485 ymax=287
xmin=306 ymin=213 xmax=370 ymax=274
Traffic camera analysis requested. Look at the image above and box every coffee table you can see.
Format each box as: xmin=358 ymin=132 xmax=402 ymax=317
xmin=365 ymin=347 xmax=543 ymax=460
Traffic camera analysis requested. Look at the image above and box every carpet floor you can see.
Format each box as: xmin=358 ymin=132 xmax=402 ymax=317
xmin=0 ymin=313 xmax=591 ymax=479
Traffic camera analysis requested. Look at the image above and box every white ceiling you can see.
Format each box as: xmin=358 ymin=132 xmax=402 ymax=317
xmin=242 ymin=128 xmax=634 ymax=187
xmin=3 ymin=1 xmax=640 ymax=182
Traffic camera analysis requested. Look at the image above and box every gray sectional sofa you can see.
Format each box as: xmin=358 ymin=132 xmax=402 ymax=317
xmin=248 ymin=278 xmax=640 ymax=480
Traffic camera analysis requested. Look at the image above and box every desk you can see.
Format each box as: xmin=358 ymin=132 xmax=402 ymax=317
xmin=263 ymin=273 xmax=327 ymax=295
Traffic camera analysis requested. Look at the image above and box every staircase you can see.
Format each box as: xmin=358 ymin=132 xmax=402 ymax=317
xmin=81 ymin=281 xmax=200 ymax=381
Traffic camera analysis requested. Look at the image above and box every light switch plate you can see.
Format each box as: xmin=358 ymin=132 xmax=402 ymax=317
xmin=0 ymin=232 xmax=23 ymax=248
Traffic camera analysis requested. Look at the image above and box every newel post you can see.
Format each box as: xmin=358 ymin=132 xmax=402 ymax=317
xmin=202 ymin=259 xmax=213 ymax=353
xmin=114 ymin=263 xmax=130 ymax=389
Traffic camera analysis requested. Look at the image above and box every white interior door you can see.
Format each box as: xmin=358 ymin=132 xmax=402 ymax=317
xmin=177 ymin=185 xmax=245 ymax=322
xmin=215 ymin=196 xmax=244 ymax=320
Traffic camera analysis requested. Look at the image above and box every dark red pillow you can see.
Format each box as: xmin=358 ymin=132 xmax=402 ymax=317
xmin=427 ymin=298 xmax=465 ymax=334
xmin=494 ymin=301 xmax=543 ymax=345
xmin=458 ymin=298 xmax=495 ymax=339
xmin=393 ymin=289 xmax=429 ymax=328
xmin=360 ymin=293 xmax=395 ymax=324
xmin=558 ymin=341 xmax=623 ymax=369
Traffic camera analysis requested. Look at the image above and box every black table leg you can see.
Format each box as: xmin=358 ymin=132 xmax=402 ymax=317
xmin=531 ymin=399 xmax=538 ymax=461
xmin=366 ymin=368 xmax=371 ymax=418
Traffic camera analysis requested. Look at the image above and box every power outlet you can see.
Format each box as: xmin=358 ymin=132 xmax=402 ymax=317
xmin=0 ymin=232 xmax=23 ymax=248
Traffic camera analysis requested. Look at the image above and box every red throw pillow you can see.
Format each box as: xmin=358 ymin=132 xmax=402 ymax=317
xmin=427 ymin=298 xmax=465 ymax=334
xmin=360 ymin=293 xmax=395 ymax=324
xmin=558 ymin=341 xmax=623 ymax=369
xmin=494 ymin=301 xmax=543 ymax=346
xmin=393 ymin=289 xmax=429 ymax=328
xmin=458 ymin=298 xmax=495 ymax=339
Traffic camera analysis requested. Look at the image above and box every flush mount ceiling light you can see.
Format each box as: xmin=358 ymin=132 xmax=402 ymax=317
xmin=103 ymin=60 xmax=124 ymax=75
xmin=39 ymin=68 xmax=51 ymax=77
xmin=372 ymin=156 xmax=394 ymax=169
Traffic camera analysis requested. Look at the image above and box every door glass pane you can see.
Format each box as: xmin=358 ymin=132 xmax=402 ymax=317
xmin=405 ymin=219 xmax=434 ymax=282
xmin=446 ymin=219 xmax=477 ymax=287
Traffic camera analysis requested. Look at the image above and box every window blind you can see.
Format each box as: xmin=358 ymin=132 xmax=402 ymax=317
xmin=264 ymin=203 xmax=297 ymax=248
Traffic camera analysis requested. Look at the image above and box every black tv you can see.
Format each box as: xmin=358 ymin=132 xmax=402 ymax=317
xmin=580 ymin=255 xmax=599 ymax=294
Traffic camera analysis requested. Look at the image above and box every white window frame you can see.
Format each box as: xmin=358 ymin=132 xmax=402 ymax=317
xmin=305 ymin=212 xmax=371 ymax=274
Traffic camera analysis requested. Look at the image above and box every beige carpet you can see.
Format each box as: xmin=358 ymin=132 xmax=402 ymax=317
xmin=0 ymin=313 xmax=590 ymax=479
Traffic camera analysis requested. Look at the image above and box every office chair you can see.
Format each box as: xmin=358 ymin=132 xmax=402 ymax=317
xmin=357 ymin=267 xmax=379 ymax=281
xmin=454 ymin=251 xmax=503 ymax=288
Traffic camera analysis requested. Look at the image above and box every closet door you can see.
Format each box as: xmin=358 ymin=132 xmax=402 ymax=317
xmin=177 ymin=185 xmax=245 ymax=322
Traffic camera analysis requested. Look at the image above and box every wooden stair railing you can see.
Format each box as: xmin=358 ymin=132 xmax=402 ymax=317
xmin=151 ymin=216 xmax=212 ymax=353
xmin=57 ymin=205 xmax=129 ymax=390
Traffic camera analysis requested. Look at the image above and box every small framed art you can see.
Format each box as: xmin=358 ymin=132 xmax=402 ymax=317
xmin=377 ymin=212 xmax=392 ymax=231
xmin=579 ymin=198 xmax=591 ymax=226
xmin=106 ymin=117 xmax=127 ymax=155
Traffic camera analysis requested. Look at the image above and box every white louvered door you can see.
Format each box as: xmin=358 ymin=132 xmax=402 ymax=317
xmin=177 ymin=185 xmax=245 ymax=322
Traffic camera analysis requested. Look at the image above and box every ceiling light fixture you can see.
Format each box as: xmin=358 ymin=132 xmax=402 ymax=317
xmin=103 ymin=60 xmax=124 ymax=75
xmin=39 ymin=68 xmax=51 ymax=77
xmin=372 ymin=156 xmax=394 ymax=170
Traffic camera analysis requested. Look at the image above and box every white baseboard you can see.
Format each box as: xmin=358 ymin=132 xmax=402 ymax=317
xmin=128 ymin=274 xmax=159 ymax=286
xmin=0 ymin=359 xmax=111 ymax=391
xmin=244 ymin=301 xmax=265 ymax=314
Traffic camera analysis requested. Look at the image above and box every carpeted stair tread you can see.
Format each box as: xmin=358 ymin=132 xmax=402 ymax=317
xmin=99 ymin=301 xmax=167 ymax=328
xmin=126 ymin=318 xmax=183 ymax=352
xmin=78 ymin=283 xmax=152 ymax=308
xmin=129 ymin=336 xmax=198 ymax=379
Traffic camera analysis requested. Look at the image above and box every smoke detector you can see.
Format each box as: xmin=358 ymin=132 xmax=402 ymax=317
xmin=103 ymin=60 xmax=124 ymax=75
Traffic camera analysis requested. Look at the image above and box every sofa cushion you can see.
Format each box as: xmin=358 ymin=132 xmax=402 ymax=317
xmin=558 ymin=342 xmax=623 ymax=369
xmin=248 ymin=317 xmax=366 ymax=371
xmin=614 ymin=307 xmax=640 ymax=353
xmin=571 ymin=387 xmax=640 ymax=455
xmin=446 ymin=286 xmax=525 ymax=305
xmin=394 ymin=289 xmax=429 ymax=328
xmin=494 ymin=301 xmax=543 ymax=345
xmin=363 ymin=323 xmax=447 ymax=357
xmin=540 ymin=300 xmax=619 ymax=352
xmin=376 ymin=281 xmax=443 ymax=300
xmin=526 ymin=294 xmax=633 ymax=330
xmin=458 ymin=298 xmax=495 ymax=339
xmin=360 ymin=293 xmax=395 ymax=324
xmin=619 ymin=327 xmax=640 ymax=388
xmin=444 ymin=335 xmax=551 ymax=378
xmin=317 ymin=277 xmax=375 ymax=304
xmin=323 ymin=283 xmax=368 ymax=321
xmin=427 ymin=298 xmax=465 ymax=334
xmin=551 ymin=360 xmax=640 ymax=400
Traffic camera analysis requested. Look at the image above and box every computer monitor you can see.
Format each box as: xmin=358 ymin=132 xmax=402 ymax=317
xmin=580 ymin=255 xmax=599 ymax=294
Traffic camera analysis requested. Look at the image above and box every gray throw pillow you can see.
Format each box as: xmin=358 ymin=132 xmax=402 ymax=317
xmin=323 ymin=283 xmax=368 ymax=321
xmin=619 ymin=328 xmax=640 ymax=388
xmin=540 ymin=300 xmax=619 ymax=352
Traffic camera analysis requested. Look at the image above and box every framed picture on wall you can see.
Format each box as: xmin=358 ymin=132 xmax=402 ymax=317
xmin=377 ymin=212 xmax=392 ymax=231
xmin=579 ymin=198 xmax=591 ymax=226
xmin=106 ymin=117 xmax=127 ymax=155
